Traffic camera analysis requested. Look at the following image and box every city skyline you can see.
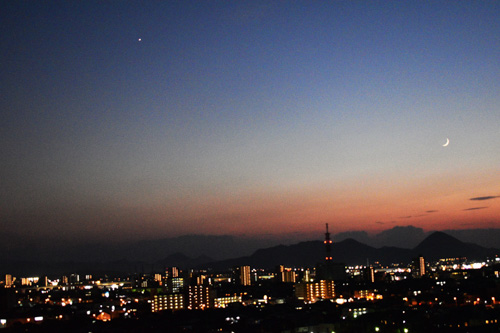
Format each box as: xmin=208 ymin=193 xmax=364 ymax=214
xmin=1 ymin=1 xmax=499 ymax=248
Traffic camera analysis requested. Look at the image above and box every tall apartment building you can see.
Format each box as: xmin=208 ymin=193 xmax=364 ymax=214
xmin=238 ymin=266 xmax=251 ymax=286
xmin=4 ymin=275 xmax=12 ymax=288
xmin=412 ymin=256 xmax=426 ymax=277
xmin=277 ymin=266 xmax=296 ymax=283
xmin=188 ymin=285 xmax=214 ymax=310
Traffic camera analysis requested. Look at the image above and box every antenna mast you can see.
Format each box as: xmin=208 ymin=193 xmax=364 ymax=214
xmin=324 ymin=223 xmax=332 ymax=261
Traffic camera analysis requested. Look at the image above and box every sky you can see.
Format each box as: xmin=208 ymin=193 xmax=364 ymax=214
xmin=1 ymin=1 xmax=499 ymax=247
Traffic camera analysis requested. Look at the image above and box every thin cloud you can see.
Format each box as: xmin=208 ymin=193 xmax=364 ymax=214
xmin=426 ymin=210 xmax=438 ymax=213
xmin=470 ymin=196 xmax=499 ymax=201
xmin=375 ymin=221 xmax=385 ymax=225
xmin=463 ymin=207 xmax=488 ymax=211
xmin=399 ymin=216 xmax=412 ymax=219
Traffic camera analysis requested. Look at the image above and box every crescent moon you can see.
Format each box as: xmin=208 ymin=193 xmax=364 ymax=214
xmin=442 ymin=138 xmax=450 ymax=147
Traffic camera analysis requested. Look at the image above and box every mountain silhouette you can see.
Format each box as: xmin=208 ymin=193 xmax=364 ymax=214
xmin=202 ymin=232 xmax=499 ymax=270
xmin=413 ymin=231 xmax=493 ymax=260
xmin=155 ymin=252 xmax=214 ymax=269
xmin=2 ymin=232 xmax=498 ymax=276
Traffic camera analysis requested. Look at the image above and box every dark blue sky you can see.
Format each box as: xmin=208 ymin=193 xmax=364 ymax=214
xmin=1 ymin=1 xmax=499 ymax=245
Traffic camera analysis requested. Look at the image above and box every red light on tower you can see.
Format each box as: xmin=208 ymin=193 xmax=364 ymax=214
xmin=325 ymin=223 xmax=332 ymax=262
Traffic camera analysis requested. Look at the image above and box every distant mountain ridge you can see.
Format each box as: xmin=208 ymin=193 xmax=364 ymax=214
xmin=333 ymin=227 xmax=500 ymax=249
xmin=1 ymin=231 xmax=499 ymax=276
xmin=155 ymin=252 xmax=214 ymax=268
xmin=2 ymin=227 xmax=500 ymax=265
xmin=201 ymin=231 xmax=500 ymax=270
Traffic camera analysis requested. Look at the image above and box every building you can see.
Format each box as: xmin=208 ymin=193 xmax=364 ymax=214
xmin=4 ymin=275 xmax=13 ymax=288
xmin=69 ymin=274 xmax=79 ymax=284
xmin=170 ymin=267 xmax=179 ymax=278
xmin=295 ymin=280 xmax=335 ymax=302
xmin=188 ymin=285 xmax=214 ymax=310
xmin=61 ymin=276 xmax=68 ymax=285
xmin=238 ymin=266 xmax=251 ymax=286
xmin=282 ymin=269 xmax=296 ymax=283
xmin=419 ymin=256 xmax=426 ymax=276
xmin=412 ymin=256 xmax=426 ymax=278
xmin=151 ymin=293 xmax=185 ymax=312
xmin=363 ymin=266 xmax=375 ymax=283
xmin=167 ymin=277 xmax=184 ymax=293
xmin=283 ymin=270 xmax=296 ymax=283
xmin=303 ymin=269 xmax=312 ymax=282
xmin=354 ymin=289 xmax=383 ymax=300
xmin=277 ymin=265 xmax=285 ymax=281
xmin=277 ymin=266 xmax=297 ymax=283
xmin=214 ymin=294 xmax=243 ymax=308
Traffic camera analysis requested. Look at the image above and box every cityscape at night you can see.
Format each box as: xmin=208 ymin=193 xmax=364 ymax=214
xmin=1 ymin=1 xmax=499 ymax=332
xmin=1 ymin=225 xmax=500 ymax=332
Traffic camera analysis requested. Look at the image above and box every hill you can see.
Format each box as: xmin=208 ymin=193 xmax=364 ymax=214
xmin=2 ymin=232 xmax=499 ymax=276
xmin=202 ymin=232 xmax=499 ymax=270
